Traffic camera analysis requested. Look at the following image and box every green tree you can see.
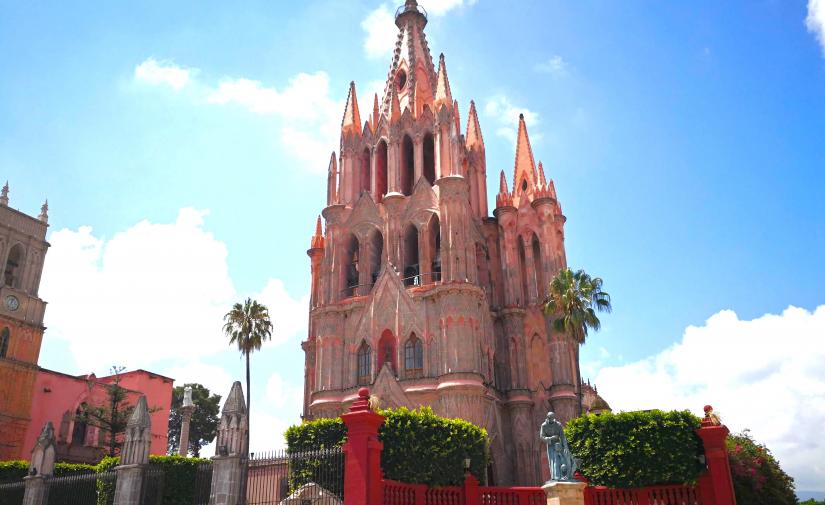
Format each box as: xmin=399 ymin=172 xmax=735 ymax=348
xmin=727 ymin=430 xmax=796 ymax=505
xmin=166 ymin=383 xmax=221 ymax=457
xmin=76 ymin=366 xmax=135 ymax=457
xmin=543 ymin=268 xmax=611 ymax=415
xmin=800 ymin=500 xmax=825 ymax=505
xmin=223 ymin=298 xmax=273 ymax=453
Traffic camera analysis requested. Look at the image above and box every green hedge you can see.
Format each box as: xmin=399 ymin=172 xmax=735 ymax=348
xmin=0 ymin=460 xmax=96 ymax=483
xmin=95 ymin=455 xmax=210 ymax=505
xmin=285 ymin=406 xmax=489 ymax=487
xmin=565 ymin=410 xmax=704 ymax=487
xmin=726 ymin=431 xmax=796 ymax=505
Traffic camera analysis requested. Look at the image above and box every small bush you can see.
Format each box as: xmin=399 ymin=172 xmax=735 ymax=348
xmin=727 ymin=431 xmax=795 ymax=505
xmin=285 ymin=406 xmax=489 ymax=487
xmin=0 ymin=461 xmax=27 ymax=484
xmin=565 ymin=409 xmax=704 ymax=487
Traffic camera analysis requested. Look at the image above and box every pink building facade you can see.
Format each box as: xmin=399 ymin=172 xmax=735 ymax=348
xmin=23 ymin=368 xmax=173 ymax=463
xmin=302 ymin=1 xmax=580 ymax=485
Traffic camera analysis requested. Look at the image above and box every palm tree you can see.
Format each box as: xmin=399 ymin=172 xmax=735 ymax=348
xmin=543 ymin=268 xmax=611 ymax=416
xmin=223 ymin=298 xmax=273 ymax=453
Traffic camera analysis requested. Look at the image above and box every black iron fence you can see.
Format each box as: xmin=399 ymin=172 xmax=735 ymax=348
xmin=246 ymin=448 xmax=344 ymax=505
xmin=45 ymin=471 xmax=117 ymax=505
xmin=0 ymin=480 xmax=25 ymax=505
xmin=192 ymin=462 xmax=213 ymax=505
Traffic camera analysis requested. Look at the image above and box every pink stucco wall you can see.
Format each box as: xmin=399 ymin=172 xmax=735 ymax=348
xmin=23 ymin=368 xmax=173 ymax=460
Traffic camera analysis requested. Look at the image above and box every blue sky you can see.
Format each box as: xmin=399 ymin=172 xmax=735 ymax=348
xmin=2 ymin=0 xmax=824 ymax=491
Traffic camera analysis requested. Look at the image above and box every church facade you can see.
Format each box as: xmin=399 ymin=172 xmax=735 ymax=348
xmin=301 ymin=0 xmax=582 ymax=485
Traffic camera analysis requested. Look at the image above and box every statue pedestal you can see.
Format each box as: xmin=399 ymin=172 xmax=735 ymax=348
xmin=542 ymin=481 xmax=586 ymax=505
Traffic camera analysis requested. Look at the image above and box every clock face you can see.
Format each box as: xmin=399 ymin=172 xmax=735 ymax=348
xmin=4 ymin=295 xmax=19 ymax=312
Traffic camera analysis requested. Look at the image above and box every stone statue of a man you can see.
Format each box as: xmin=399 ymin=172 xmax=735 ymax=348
xmin=539 ymin=411 xmax=576 ymax=482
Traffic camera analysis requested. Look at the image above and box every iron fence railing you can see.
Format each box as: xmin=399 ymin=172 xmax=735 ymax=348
xmin=44 ymin=471 xmax=117 ymax=505
xmin=192 ymin=462 xmax=213 ymax=505
xmin=246 ymin=448 xmax=344 ymax=505
xmin=0 ymin=479 xmax=25 ymax=505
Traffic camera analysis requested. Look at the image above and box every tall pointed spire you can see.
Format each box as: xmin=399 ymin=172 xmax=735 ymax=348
xmin=341 ymin=81 xmax=362 ymax=136
xmin=327 ymin=151 xmax=338 ymax=205
xmin=538 ymin=161 xmax=547 ymax=186
xmin=371 ymin=93 xmax=379 ymax=131
xmin=310 ymin=216 xmax=324 ymax=249
xmin=465 ymin=100 xmax=485 ymax=151
xmin=0 ymin=181 xmax=8 ymax=206
xmin=499 ymin=170 xmax=508 ymax=193
xmin=512 ymin=113 xmax=538 ymax=206
xmin=495 ymin=170 xmax=514 ymax=209
xmin=434 ymin=53 xmax=453 ymax=110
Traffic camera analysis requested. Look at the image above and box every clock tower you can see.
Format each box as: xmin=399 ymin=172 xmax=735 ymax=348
xmin=0 ymin=183 xmax=50 ymax=460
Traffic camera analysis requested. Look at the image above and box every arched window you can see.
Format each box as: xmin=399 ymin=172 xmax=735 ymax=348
xmin=378 ymin=330 xmax=397 ymax=373
xmin=4 ymin=244 xmax=24 ymax=289
xmin=0 ymin=327 xmax=9 ymax=358
xmin=517 ymin=238 xmax=528 ymax=304
xmin=368 ymin=230 xmax=383 ymax=287
xmin=357 ymin=341 xmax=371 ymax=385
xmin=344 ymin=235 xmax=360 ymax=297
xmin=403 ymin=225 xmax=419 ymax=286
xmin=404 ymin=334 xmax=423 ymax=378
xmin=401 ymin=135 xmax=414 ymax=196
xmin=423 ymin=133 xmax=435 ymax=185
xmin=532 ymin=234 xmax=545 ymax=300
xmin=429 ymin=215 xmax=441 ymax=283
xmin=360 ymin=147 xmax=371 ymax=196
xmin=72 ymin=406 xmax=87 ymax=445
xmin=376 ymin=140 xmax=388 ymax=202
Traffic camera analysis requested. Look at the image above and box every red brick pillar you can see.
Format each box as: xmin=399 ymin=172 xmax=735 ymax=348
xmin=696 ymin=416 xmax=737 ymax=505
xmin=342 ymin=387 xmax=385 ymax=505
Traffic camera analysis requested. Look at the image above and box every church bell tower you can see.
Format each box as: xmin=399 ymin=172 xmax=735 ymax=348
xmin=0 ymin=183 xmax=50 ymax=460
xmin=302 ymin=0 xmax=578 ymax=485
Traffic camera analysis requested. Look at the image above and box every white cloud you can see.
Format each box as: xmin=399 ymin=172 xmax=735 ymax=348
xmin=594 ymin=305 xmax=825 ymax=491
xmin=134 ymin=58 xmax=194 ymax=91
xmin=362 ymin=4 xmax=397 ymax=59
xmin=40 ymin=209 xmax=307 ymax=373
xmin=164 ymin=362 xmax=234 ymax=400
xmin=418 ymin=0 xmax=478 ymax=16
xmin=206 ymin=72 xmax=341 ymax=171
xmin=534 ymin=55 xmax=568 ymax=76
xmin=807 ymin=0 xmax=825 ymax=56
xmin=483 ymin=95 xmax=540 ymax=146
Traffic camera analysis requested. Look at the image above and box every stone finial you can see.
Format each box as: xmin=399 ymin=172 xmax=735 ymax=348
xmin=0 ymin=181 xmax=8 ymax=206
xmin=341 ymin=81 xmax=362 ymax=136
xmin=29 ymin=422 xmax=56 ymax=476
xmin=310 ymin=216 xmax=324 ymax=249
xmin=120 ymin=396 xmax=151 ymax=466
xmin=38 ymin=200 xmax=49 ymax=223
xmin=215 ymin=381 xmax=248 ymax=457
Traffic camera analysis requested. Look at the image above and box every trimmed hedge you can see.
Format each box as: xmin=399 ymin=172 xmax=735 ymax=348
xmin=96 ymin=455 xmax=210 ymax=505
xmin=285 ymin=406 xmax=489 ymax=487
xmin=0 ymin=460 xmax=96 ymax=484
xmin=565 ymin=410 xmax=704 ymax=488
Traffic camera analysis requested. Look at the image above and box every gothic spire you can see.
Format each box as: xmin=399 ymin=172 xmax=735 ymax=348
xmin=390 ymin=86 xmax=402 ymax=123
xmin=512 ymin=113 xmax=538 ymax=206
xmin=379 ymin=0 xmax=436 ymax=118
xmin=341 ymin=81 xmax=362 ymax=136
xmin=465 ymin=100 xmax=484 ymax=151
xmin=310 ymin=216 xmax=324 ymax=249
xmin=499 ymin=170 xmax=508 ymax=193
xmin=0 ymin=181 xmax=8 ymax=206
xmin=538 ymin=161 xmax=547 ymax=186
xmin=434 ymin=53 xmax=453 ymax=111
xmin=327 ymin=151 xmax=338 ymax=206
xmin=371 ymin=93 xmax=379 ymax=132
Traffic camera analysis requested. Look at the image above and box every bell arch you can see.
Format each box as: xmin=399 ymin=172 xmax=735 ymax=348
xmin=4 ymin=243 xmax=25 ymax=289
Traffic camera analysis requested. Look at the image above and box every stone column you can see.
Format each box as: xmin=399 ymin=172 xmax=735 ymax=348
xmin=114 ymin=396 xmax=152 ymax=505
xmin=22 ymin=422 xmax=56 ymax=505
xmin=341 ymin=387 xmax=385 ymax=505
xmin=541 ymin=481 xmax=586 ymax=505
xmin=178 ymin=386 xmax=196 ymax=457
xmin=209 ymin=381 xmax=248 ymax=505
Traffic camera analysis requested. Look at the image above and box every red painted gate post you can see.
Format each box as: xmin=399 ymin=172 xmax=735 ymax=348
xmin=696 ymin=408 xmax=737 ymax=505
xmin=342 ymin=387 xmax=386 ymax=505
xmin=463 ymin=473 xmax=480 ymax=505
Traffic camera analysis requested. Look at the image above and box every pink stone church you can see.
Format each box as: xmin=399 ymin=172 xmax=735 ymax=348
xmin=301 ymin=0 xmax=606 ymax=485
